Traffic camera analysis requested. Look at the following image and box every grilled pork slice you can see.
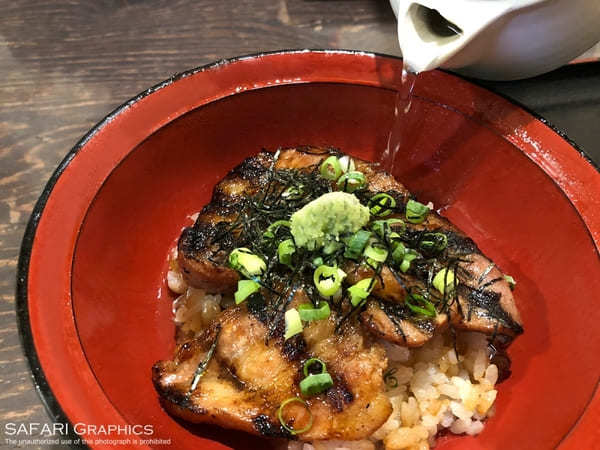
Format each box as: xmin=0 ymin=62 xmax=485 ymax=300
xmin=451 ymin=253 xmax=523 ymax=335
xmin=153 ymin=305 xmax=392 ymax=441
xmin=343 ymin=263 xmax=448 ymax=347
xmin=176 ymin=147 xmax=522 ymax=346
xmin=177 ymin=152 xmax=275 ymax=293
xmin=360 ymin=301 xmax=443 ymax=347
xmin=345 ymin=226 xmax=523 ymax=344
xmin=348 ymin=220 xmax=522 ymax=343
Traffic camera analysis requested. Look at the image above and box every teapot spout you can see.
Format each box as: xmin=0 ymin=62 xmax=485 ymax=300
xmin=396 ymin=0 xmax=518 ymax=73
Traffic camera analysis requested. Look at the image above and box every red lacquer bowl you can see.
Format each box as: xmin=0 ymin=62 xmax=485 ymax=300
xmin=17 ymin=51 xmax=600 ymax=450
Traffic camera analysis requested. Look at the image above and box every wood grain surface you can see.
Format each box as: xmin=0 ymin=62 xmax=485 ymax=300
xmin=0 ymin=1 xmax=598 ymax=449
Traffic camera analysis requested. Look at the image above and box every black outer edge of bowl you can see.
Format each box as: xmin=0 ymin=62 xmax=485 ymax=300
xmin=15 ymin=49 xmax=600 ymax=449
xmin=15 ymin=152 xmax=85 ymax=447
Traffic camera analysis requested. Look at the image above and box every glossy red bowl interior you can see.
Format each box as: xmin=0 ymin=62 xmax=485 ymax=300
xmin=19 ymin=51 xmax=600 ymax=450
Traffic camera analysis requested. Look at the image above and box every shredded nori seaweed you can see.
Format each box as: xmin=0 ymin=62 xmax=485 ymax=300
xmin=186 ymin=148 xmax=521 ymax=342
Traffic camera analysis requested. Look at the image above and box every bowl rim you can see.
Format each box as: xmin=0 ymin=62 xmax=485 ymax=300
xmin=15 ymin=49 xmax=600 ymax=450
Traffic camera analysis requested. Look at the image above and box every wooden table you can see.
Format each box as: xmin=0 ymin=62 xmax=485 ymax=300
xmin=1 ymin=1 xmax=599 ymax=448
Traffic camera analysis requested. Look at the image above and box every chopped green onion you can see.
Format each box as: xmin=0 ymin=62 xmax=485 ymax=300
xmin=323 ymin=240 xmax=342 ymax=255
xmin=300 ymin=372 xmax=334 ymax=396
xmin=405 ymin=199 xmax=430 ymax=224
xmin=303 ymin=358 xmax=327 ymax=377
xmin=312 ymin=256 xmax=324 ymax=267
xmin=364 ymin=243 xmax=388 ymax=263
xmin=320 ymin=156 xmax=342 ymax=180
xmin=419 ymin=233 xmax=447 ymax=253
xmin=277 ymin=397 xmax=313 ymax=435
xmin=433 ymin=268 xmax=455 ymax=294
xmin=298 ymin=302 xmax=331 ymax=321
xmin=336 ymin=171 xmax=367 ymax=193
xmin=371 ymin=219 xmax=405 ymax=240
xmin=284 ymin=308 xmax=303 ymax=340
xmin=391 ymin=242 xmax=406 ymax=265
xmin=278 ymin=239 xmax=295 ymax=266
xmin=282 ymin=185 xmax=304 ymax=199
xmin=263 ymin=220 xmax=291 ymax=240
xmin=503 ymin=274 xmax=516 ymax=290
xmin=405 ymin=293 xmax=436 ymax=317
xmin=347 ymin=278 xmax=375 ymax=307
xmin=228 ymin=248 xmax=266 ymax=278
xmin=234 ymin=279 xmax=260 ymax=304
xmin=399 ymin=250 xmax=418 ymax=273
xmin=338 ymin=155 xmax=356 ymax=173
xmin=368 ymin=193 xmax=397 ymax=217
xmin=343 ymin=230 xmax=371 ymax=260
xmin=313 ymin=265 xmax=346 ymax=298
xmin=383 ymin=368 xmax=399 ymax=389
xmin=299 ymin=358 xmax=333 ymax=396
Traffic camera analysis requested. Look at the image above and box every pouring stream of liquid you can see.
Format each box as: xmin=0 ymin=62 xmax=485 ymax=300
xmin=379 ymin=67 xmax=418 ymax=175
xmin=379 ymin=3 xmax=473 ymax=173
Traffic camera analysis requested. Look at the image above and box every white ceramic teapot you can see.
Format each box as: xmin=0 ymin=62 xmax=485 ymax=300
xmin=389 ymin=0 xmax=600 ymax=80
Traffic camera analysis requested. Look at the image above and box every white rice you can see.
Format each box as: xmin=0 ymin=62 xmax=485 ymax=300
xmin=292 ymin=332 xmax=498 ymax=450
xmin=167 ymin=255 xmax=225 ymax=334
